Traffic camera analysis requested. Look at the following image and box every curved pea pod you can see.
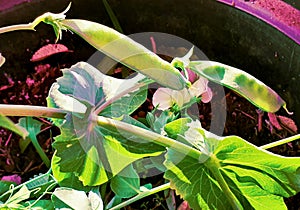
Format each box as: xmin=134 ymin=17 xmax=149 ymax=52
xmin=189 ymin=61 xmax=291 ymax=113
xmin=60 ymin=19 xmax=189 ymax=90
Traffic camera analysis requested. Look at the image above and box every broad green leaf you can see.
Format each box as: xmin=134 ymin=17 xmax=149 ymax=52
xmin=52 ymin=110 xmax=163 ymax=186
xmin=51 ymin=154 xmax=92 ymax=191
xmin=0 ymin=181 xmax=15 ymax=195
xmin=47 ymin=62 xmax=148 ymax=123
xmin=0 ymin=114 xmax=28 ymax=139
xmin=189 ymin=61 xmax=288 ymax=113
xmin=100 ymin=84 xmax=148 ymax=118
xmin=164 ymin=119 xmax=300 ymax=210
xmin=48 ymin=62 xmax=163 ymax=186
xmin=17 ymin=117 xmax=42 ymax=153
xmin=61 ymin=19 xmax=189 ymax=90
xmin=110 ymin=164 xmax=140 ymax=198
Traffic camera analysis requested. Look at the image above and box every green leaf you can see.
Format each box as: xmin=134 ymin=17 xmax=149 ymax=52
xmin=52 ymin=112 xmax=163 ymax=186
xmin=17 ymin=117 xmax=50 ymax=167
xmin=47 ymin=62 xmax=148 ymax=121
xmin=17 ymin=117 xmax=42 ymax=153
xmin=51 ymin=154 xmax=92 ymax=191
xmin=0 ymin=114 xmax=28 ymax=139
xmin=100 ymin=82 xmax=148 ymax=118
xmin=164 ymin=119 xmax=300 ymax=210
xmin=189 ymin=61 xmax=288 ymax=113
xmin=102 ymin=0 xmax=123 ymax=33
xmin=110 ymin=164 xmax=140 ymax=198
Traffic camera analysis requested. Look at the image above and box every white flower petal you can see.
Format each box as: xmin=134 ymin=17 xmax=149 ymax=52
xmin=152 ymin=88 xmax=174 ymax=110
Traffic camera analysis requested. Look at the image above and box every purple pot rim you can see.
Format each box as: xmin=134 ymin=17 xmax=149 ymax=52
xmin=217 ymin=0 xmax=300 ymax=45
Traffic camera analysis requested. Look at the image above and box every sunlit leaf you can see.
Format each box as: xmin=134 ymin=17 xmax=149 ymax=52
xmin=48 ymin=62 xmax=163 ymax=186
xmin=0 ymin=114 xmax=28 ymax=139
xmin=110 ymin=164 xmax=140 ymax=198
xmin=164 ymin=119 xmax=300 ymax=210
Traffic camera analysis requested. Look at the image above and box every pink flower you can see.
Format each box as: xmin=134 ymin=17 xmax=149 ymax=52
xmin=1 ymin=174 xmax=21 ymax=185
xmin=153 ymin=69 xmax=212 ymax=110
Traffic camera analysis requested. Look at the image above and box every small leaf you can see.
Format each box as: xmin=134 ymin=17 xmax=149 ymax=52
xmin=0 ymin=114 xmax=28 ymax=139
xmin=110 ymin=164 xmax=140 ymax=198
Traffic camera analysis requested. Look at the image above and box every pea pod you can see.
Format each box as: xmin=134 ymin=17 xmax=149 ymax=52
xmin=189 ymin=61 xmax=290 ymax=113
xmin=60 ymin=19 xmax=188 ymax=90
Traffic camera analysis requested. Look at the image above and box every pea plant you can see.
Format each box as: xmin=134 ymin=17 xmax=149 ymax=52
xmin=0 ymin=5 xmax=300 ymax=210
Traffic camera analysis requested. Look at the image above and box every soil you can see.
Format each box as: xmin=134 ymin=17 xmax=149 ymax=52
xmin=0 ymin=39 xmax=299 ymax=209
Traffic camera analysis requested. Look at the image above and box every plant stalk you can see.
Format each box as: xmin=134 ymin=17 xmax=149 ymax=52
xmin=0 ymin=104 xmax=67 ymax=119
xmin=109 ymin=183 xmax=170 ymax=210
xmin=260 ymin=134 xmax=300 ymax=150
xmin=96 ymin=116 xmax=202 ymax=160
xmin=0 ymin=14 xmax=46 ymax=34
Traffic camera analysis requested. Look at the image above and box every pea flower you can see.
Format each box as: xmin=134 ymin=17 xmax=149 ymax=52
xmin=152 ymin=69 xmax=212 ymax=111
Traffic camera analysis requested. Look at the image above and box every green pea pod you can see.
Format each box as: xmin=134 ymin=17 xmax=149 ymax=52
xmin=60 ymin=19 xmax=188 ymax=90
xmin=189 ymin=61 xmax=291 ymax=113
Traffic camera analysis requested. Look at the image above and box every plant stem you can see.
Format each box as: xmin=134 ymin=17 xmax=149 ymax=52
xmin=109 ymin=183 xmax=170 ymax=210
xmin=260 ymin=134 xmax=300 ymax=150
xmin=0 ymin=104 xmax=67 ymax=119
xmin=96 ymin=116 xmax=202 ymax=160
xmin=0 ymin=15 xmax=45 ymax=34
xmin=0 ymin=169 xmax=55 ymax=200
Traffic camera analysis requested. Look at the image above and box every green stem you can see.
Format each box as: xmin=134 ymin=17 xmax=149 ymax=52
xmin=109 ymin=183 xmax=170 ymax=210
xmin=260 ymin=134 xmax=300 ymax=150
xmin=96 ymin=116 xmax=202 ymax=160
xmin=0 ymin=104 xmax=67 ymax=119
xmin=0 ymin=14 xmax=45 ymax=34
xmin=206 ymin=155 xmax=242 ymax=210
xmin=0 ymin=169 xmax=55 ymax=200
xmin=28 ymin=130 xmax=51 ymax=168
